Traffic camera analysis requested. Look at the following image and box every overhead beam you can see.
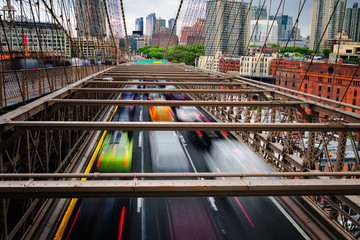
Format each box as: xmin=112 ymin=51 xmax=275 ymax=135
xmin=88 ymin=81 xmax=234 ymax=86
xmin=4 ymin=121 xmax=360 ymax=131
xmin=74 ymin=88 xmax=268 ymax=94
xmin=93 ymin=76 xmax=224 ymax=80
xmin=1 ymin=179 xmax=359 ymax=198
xmin=49 ymin=99 xmax=306 ymax=107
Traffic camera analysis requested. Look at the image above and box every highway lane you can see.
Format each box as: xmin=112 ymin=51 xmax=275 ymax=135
xmin=59 ymin=89 xmax=310 ymax=240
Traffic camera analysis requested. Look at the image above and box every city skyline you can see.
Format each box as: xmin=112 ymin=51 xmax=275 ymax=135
xmin=124 ymin=0 xmax=358 ymax=38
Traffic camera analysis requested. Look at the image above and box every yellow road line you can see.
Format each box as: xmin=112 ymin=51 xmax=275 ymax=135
xmin=54 ymin=107 xmax=118 ymax=240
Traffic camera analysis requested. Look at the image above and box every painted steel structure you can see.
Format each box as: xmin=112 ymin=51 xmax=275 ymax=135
xmin=1 ymin=63 xmax=360 ymax=239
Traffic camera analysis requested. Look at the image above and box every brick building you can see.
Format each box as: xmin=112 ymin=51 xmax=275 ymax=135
xmin=273 ymin=59 xmax=360 ymax=114
xmin=218 ymin=57 xmax=241 ymax=72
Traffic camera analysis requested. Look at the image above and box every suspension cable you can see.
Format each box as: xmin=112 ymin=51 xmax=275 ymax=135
xmin=163 ymin=0 xmax=184 ymax=60
xmin=119 ymin=0 xmax=130 ymax=61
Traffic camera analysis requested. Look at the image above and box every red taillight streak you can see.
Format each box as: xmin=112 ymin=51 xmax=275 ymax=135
xmin=221 ymin=131 xmax=228 ymax=137
xmin=66 ymin=206 xmax=81 ymax=240
xmin=196 ymin=130 xmax=203 ymax=137
xmin=234 ymin=197 xmax=255 ymax=229
xmin=217 ymin=168 xmax=254 ymax=228
xmin=179 ymin=94 xmax=185 ymax=100
xmin=117 ymin=206 xmax=126 ymax=240
xmin=253 ymin=167 xmax=266 ymax=180
xmin=96 ymin=151 xmax=105 ymax=167
xmin=216 ymin=168 xmax=225 ymax=180
xmin=280 ymin=196 xmax=308 ymax=225
xmin=152 ymin=132 xmax=154 ymax=136
xmin=196 ymin=115 xmax=201 ymax=120
xmin=204 ymin=119 xmax=210 ymax=122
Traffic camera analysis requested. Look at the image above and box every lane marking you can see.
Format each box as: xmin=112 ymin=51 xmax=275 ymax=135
xmin=137 ymin=198 xmax=142 ymax=213
xmin=54 ymin=107 xmax=118 ymax=240
xmin=208 ymin=197 xmax=218 ymax=211
xmin=138 ymin=132 xmax=142 ymax=148
xmin=269 ymin=197 xmax=310 ymax=240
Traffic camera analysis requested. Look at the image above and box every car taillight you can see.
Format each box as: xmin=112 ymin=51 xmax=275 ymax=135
xmin=196 ymin=131 xmax=203 ymax=137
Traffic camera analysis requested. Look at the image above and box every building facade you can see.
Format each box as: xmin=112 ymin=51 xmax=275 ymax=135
xmin=239 ymin=53 xmax=278 ymax=76
xmin=250 ymin=5 xmax=267 ymax=20
xmin=274 ymin=60 xmax=360 ymax=116
xmin=204 ymin=0 xmax=250 ymax=56
xmin=168 ymin=18 xmax=176 ymax=36
xmin=310 ymin=0 xmax=346 ymax=51
xmin=146 ymin=13 xmax=156 ymax=36
xmin=344 ymin=3 xmax=360 ymax=43
xmin=76 ymin=0 xmax=106 ymax=38
xmin=155 ymin=18 xmax=166 ymax=34
xmin=269 ymin=15 xmax=294 ymax=41
xmin=198 ymin=54 xmax=220 ymax=72
xmin=151 ymin=32 xmax=178 ymax=48
xmin=135 ymin=17 xmax=144 ymax=34
xmin=180 ymin=18 xmax=205 ymax=45
xmin=0 ymin=21 xmax=69 ymax=57
xmin=250 ymin=20 xmax=278 ymax=46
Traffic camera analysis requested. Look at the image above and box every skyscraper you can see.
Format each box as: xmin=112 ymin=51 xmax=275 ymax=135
xmin=155 ymin=18 xmax=166 ymax=33
xmin=135 ymin=17 xmax=144 ymax=34
xmin=344 ymin=3 xmax=360 ymax=42
xmin=146 ymin=13 xmax=156 ymax=36
xmin=269 ymin=15 xmax=294 ymax=40
xmin=310 ymin=0 xmax=346 ymax=51
xmin=76 ymin=0 xmax=106 ymax=38
xmin=250 ymin=5 xmax=267 ymax=20
xmin=168 ymin=18 xmax=176 ymax=35
xmin=204 ymin=0 xmax=250 ymax=56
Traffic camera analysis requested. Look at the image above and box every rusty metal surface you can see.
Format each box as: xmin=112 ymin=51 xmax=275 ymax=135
xmin=5 ymin=121 xmax=360 ymax=131
xmin=1 ymin=179 xmax=359 ymax=198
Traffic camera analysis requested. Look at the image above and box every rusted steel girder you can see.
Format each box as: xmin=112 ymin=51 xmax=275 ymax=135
xmin=1 ymin=179 xmax=360 ymax=198
xmin=95 ymin=76 xmax=224 ymax=80
xmin=88 ymin=81 xmax=234 ymax=86
xmin=4 ymin=121 xmax=360 ymax=132
xmin=73 ymin=88 xmax=266 ymax=94
xmin=49 ymin=99 xmax=306 ymax=107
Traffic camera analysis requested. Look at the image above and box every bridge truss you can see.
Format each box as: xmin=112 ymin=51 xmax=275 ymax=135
xmin=0 ymin=63 xmax=360 ymax=239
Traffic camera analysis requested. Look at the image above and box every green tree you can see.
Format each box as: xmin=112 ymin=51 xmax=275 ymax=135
xmin=266 ymin=43 xmax=278 ymax=48
xmin=322 ymin=48 xmax=332 ymax=56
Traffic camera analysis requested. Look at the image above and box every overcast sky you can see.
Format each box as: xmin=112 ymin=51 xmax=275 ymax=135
xmin=123 ymin=0 xmax=358 ymax=38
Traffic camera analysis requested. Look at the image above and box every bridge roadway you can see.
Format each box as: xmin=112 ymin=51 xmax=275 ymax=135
xmin=60 ymin=92 xmax=308 ymax=240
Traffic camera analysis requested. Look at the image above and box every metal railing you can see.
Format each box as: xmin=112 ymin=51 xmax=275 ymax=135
xmin=0 ymin=65 xmax=111 ymax=108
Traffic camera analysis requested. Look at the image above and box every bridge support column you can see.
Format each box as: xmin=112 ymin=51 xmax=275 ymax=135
xmin=334 ymin=131 xmax=347 ymax=173
xmin=305 ymin=111 xmax=319 ymax=170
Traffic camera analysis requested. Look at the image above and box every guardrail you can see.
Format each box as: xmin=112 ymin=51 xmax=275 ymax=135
xmin=0 ymin=65 xmax=111 ymax=108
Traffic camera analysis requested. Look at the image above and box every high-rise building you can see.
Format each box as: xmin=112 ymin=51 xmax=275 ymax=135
xmin=344 ymin=3 xmax=360 ymax=42
xmin=135 ymin=17 xmax=144 ymax=35
xmin=146 ymin=13 xmax=156 ymax=36
xmin=310 ymin=0 xmax=346 ymax=51
xmin=76 ymin=0 xmax=106 ymax=38
xmin=269 ymin=15 xmax=293 ymax=41
xmin=204 ymin=0 xmax=250 ymax=56
xmin=250 ymin=5 xmax=267 ymax=20
xmin=155 ymin=18 xmax=166 ymax=33
xmin=180 ymin=18 xmax=205 ymax=45
xmin=168 ymin=18 xmax=176 ymax=35
xmin=250 ymin=20 xmax=278 ymax=45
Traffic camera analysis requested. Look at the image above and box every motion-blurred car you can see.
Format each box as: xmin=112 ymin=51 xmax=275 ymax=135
xmin=149 ymin=131 xmax=191 ymax=172
xmin=149 ymin=106 xmax=175 ymax=122
xmin=96 ymin=131 xmax=133 ymax=173
xmin=175 ymin=106 xmax=201 ymax=122
xmin=148 ymin=92 xmax=164 ymax=100
xmin=187 ymin=116 xmax=223 ymax=149
xmin=165 ymin=85 xmax=190 ymax=101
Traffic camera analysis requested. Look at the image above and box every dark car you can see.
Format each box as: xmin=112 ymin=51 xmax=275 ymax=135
xmin=164 ymin=86 xmax=190 ymax=101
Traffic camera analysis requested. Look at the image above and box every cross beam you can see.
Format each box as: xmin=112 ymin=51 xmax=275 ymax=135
xmin=49 ymin=99 xmax=306 ymax=107
xmin=73 ymin=88 xmax=269 ymax=94
xmin=1 ymin=179 xmax=359 ymax=198
xmin=4 ymin=121 xmax=360 ymax=131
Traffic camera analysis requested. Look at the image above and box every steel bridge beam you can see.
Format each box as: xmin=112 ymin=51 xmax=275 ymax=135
xmin=1 ymin=179 xmax=359 ymax=198
xmin=49 ymin=99 xmax=306 ymax=107
xmin=5 ymin=121 xmax=360 ymax=131
xmin=88 ymin=81 xmax=234 ymax=86
xmin=73 ymin=88 xmax=267 ymax=94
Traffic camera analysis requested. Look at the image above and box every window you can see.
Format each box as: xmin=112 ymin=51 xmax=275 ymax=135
xmin=319 ymin=86 xmax=322 ymax=91
xmin=328 ymin=87 xmax=331 ymax=92
xmin=337 ymin=88 xmax=340 ymax=94
xmin=354 ymin=90 xmax=357 ymax=97
xmin=292 ymin=81 xmax=295 ymax=87
xmin=336 ymin=97 xmax=339 ymax=101
xmin=305 ymin=83 xmax=308 ymax=89
xmin=353 ymin=99 xmax=356 ymax=105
